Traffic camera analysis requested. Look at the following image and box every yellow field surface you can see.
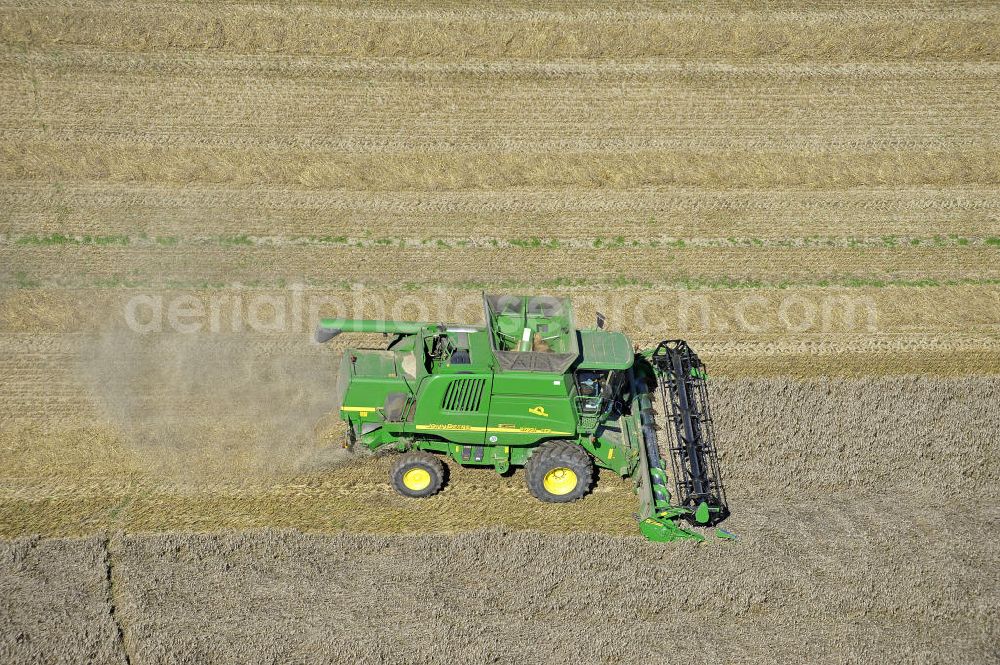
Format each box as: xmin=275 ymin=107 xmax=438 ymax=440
xmin=0 ymin=0 xmax=996 ymax=599
xmin=2 ymin=2 xmax=997 ymax=295
xmin=1 ymin=3 xmax=998 ymax=660
xmin=2 ymin=375 xmax=997 ymax=538
xmin=1 ymin=0 xmax=997 ymax=501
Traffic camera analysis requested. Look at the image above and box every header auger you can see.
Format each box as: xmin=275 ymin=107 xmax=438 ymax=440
xmin=316 ymin=294 xmax=730 ymax=542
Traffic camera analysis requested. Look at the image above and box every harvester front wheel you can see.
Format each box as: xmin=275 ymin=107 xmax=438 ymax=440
xmin=525 ymin=441 xmax=593 ymax=503
xmin=391 ymin=452 xmax=445 ymax=498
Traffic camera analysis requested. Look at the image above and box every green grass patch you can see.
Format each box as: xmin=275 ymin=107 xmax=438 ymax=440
xmin=93 ymin=275 xmax=149 ymax=288
xmin=13 ymin=271 xmax=40 ymax=288
xmin=217 ymin=234 xmax=253 ymax=246
xmin=608 ymin=275 xmax=651 ymax=287
xmin=673 ymin=275 xmax=766 ymax=289
xmin=509 ymin=237 xmax=560 ymax=249
xmin=591 ymin=236 xmax=631 ymax=249
xmin=14 ymin=233 xmax=129 ymax=246
xmin=15 ymin=233 xmax=73 ymax=245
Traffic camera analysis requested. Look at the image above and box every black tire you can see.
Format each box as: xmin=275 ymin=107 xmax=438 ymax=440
xmin=525 ymin=440 xmax=594 ymax=503
xmin=390 ymin=452 xmax=445 ymax=498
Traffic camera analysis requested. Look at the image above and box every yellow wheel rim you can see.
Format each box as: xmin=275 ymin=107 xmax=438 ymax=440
xmin=402 ymin=467 xmax=432 ymax=491
xmin=542 ymin=467 xmax=578 ymax=495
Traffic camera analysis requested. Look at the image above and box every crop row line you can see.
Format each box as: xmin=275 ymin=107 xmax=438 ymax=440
xmin=7 ymin=273 xmax=1000 ymax=292
xmin=5 ymin=50 xmax=1000 ymax=80
xmin=5 ymin=233 xmax=999 ymax=250
xmin=4 ymin=145 xmax=1000 ymax=190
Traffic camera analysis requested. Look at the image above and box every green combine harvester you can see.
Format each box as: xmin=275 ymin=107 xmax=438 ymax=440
xmin=316 ymin=294 xmax=729 ymax=542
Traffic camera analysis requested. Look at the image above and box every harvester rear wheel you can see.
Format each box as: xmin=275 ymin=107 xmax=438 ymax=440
xmin=391 ymin=452 xmax=445 ymax=498
xmin=525 ymin=441 xmax=593 ymax=503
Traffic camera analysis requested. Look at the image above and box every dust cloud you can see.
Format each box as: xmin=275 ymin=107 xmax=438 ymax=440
xmin=81 ymin=325 xmax=352 ymax=484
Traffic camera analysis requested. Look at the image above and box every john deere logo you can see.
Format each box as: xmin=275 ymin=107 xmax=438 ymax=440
xmin=528 ymin=406 xmax=549 ymax=417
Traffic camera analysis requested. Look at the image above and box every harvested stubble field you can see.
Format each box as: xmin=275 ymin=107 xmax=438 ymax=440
xmin=3 ymin=519 xmax=999 ymax=665
xmin=1 ymin=1 xmax=999 ymax=663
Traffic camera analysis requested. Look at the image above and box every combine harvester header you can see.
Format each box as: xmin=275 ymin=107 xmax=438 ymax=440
xmin=317 ymin=294 xmax=729 ymax=542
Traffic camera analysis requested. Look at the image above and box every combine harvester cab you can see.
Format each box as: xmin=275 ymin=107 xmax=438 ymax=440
xmin=316 ymin=294 xmax=729 ymax=543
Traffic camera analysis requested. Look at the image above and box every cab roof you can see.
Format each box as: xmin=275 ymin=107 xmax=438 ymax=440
xmin=577 ymin=330 xmax=634 ymax=370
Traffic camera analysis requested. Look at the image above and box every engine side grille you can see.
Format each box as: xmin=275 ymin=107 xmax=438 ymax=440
xmin=442 ymin=378 xmax=485 ymax=412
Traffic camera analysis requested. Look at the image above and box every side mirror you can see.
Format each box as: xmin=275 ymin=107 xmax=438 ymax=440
xmin=596 ymin=312 xmax=607 ymax=329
